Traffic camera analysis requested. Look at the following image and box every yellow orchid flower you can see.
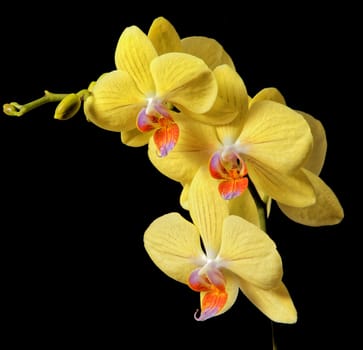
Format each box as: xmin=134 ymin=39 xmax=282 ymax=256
xmin=84 ymin=25 xmax=219 ymax=156
xmin=144 ymin=167 xmax=297 ymax=323
xmin=148 ymin=90 xmax=315 ymax=210
xmin=84 ymin=22 xmax=242 ymax=157
xmin=250 ymin=87 xmax=344 ymax=226
xmin=147 ymin=16 xmax=236 ymax=70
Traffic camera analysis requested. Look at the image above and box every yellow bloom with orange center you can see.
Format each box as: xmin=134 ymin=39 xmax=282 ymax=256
xmin=144 ymin=168 xmax=297 ymax=322
xmin=84 ymin=20 xmax=243 ymax=157
xmin=148 ymin=86 xmax=316 ymax=215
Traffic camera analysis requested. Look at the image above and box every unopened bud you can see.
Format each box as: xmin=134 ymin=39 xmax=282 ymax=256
xmin=3 ymin=103 xmax=17 ymax=115
xmin=54 ymin=93 xmax=81 ymax=120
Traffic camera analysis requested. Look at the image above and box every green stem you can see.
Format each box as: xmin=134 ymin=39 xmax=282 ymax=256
xmin=3 ymin=89 xmax=90 ymax=117
xmin=3 ymin=90 xmax=68 ymax=117
xmin=271 ymin=321 xmax=277 ymax=350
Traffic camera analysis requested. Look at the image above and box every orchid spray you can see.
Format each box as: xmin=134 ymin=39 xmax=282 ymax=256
xmin=2 ymin=16 xmax=344 ymax=349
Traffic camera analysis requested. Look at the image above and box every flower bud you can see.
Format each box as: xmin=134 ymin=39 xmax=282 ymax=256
xmin=54 ymin=93 xmax=81 ymax=120
xmin=3 ymin=103 xmax=17 ymax=115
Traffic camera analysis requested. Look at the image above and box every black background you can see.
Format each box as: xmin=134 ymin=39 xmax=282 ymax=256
xmin=1 ymin=2 xmax=359 ymax=349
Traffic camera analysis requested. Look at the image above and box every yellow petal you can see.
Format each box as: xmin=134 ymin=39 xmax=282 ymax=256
xmin=147 ymin=115 xmax=218 ymax=185
xmin=114 ymin=25 xmax=157 ymax=93
xmin=83 ymin=70 xmax=145 ymax=132
xmin=248 ymin=165 xmax=316 ymax=207
xmin=147 ymin=16 xmax=182 ymax=54
xmin=228 ymin=189 xmax=261 ymax=228
xmin=213 ymin=64 xmax=248 ymax=114
xmin=188 ymin=166 xmax=229 ymax=257
xmin=249 ymin=87 xmax=286 ymax=106
xmin=181 ymin=36 xmax=235 ymax=70
xmin=219 ymin=215 xmax=283 ymax=289
xmin=278 ymin=169 xmax=344 ymax=226
xmin=151 ymin=52 xmax=217 ymax=114
xmin=298 ymin=111 xmax=327 ymax=175
xmin=148 ymin=138 xmax=196 ymax=185
xmin=121 ymin=128 xmax=151 ymax=147
xmin=187 ymin=64 xmax=248 ymax=125
xmin=240 ymin=280 xmax=297 ymax=324
xmin=239 ymin=100 xmax=313 ymax=173
xmin=143 ymin=212 xmax=204 ymax=284
xmin=249 ymin=91 xmax=327 ymax=176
